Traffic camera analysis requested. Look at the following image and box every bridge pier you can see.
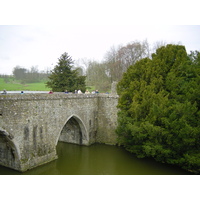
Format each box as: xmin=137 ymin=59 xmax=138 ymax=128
xmin=0 ymin=93 xmax=118 ymax=172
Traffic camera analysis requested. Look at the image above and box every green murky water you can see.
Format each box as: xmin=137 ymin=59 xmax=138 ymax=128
xmin=0 ymin=142 xmax=192 ymax=175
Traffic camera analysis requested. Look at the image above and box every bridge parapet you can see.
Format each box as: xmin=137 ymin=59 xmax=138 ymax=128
xmin=0 ymin=93 xmax=118 ymax=100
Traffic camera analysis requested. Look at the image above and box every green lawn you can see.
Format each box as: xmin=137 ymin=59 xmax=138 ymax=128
xmin=0 ymin=78 xmax=109 ymax=93
xmin=0 ymin=78 xmax=50 ymax=91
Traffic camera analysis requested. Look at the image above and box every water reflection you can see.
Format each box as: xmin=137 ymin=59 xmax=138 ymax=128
xmin=0 ymin=143 xmax=192 ymax=175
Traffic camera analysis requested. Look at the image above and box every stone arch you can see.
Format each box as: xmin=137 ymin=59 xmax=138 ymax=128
xmin=0 ymin=127 xmax=20 ymax=169
xmin=56 ymin=115 xmax=89 ymax=146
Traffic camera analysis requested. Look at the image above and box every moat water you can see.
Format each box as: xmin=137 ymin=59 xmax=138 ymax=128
xmin=0 ymin=142 xmax=192 ymax=175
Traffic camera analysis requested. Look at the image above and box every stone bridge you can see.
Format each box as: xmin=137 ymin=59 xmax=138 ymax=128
xmin=0 ymin=93 xmax=118 ymax=172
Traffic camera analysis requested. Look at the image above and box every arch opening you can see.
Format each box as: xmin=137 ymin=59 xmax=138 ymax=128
xmin=58 ymin=116 xmax=88 ymax=145
xmin=0 ymin=128 xmax=20 ymax=169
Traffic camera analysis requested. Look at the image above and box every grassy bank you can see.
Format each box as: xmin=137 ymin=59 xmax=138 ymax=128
xmin=0 ymin=78 xmax=109 ymax=93
xmin=0 ymin=77 xmax=50 ymax=91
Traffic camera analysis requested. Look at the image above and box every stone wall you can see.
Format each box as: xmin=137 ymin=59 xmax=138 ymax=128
xmin=96 ymin=94 xmax=118 ymax=144
xmin=0 ymin=93 xmax=118 ymax=171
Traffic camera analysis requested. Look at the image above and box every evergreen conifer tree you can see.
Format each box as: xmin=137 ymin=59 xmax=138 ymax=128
xmin=46 ymin=52 xmax=86 ymax=92
xmin=117 ymin=44 xmax=200 ymax=174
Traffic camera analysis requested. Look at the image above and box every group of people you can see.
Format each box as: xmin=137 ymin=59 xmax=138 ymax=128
xmin=49 ymin=89 xmax=100 ymax=94
xmin=1 ymin=89 xmax=101 ymax=95
xmin=1 ymin=90 xmax=26 ymax=94
xmin=75 ymin=89 xmax=99 ymax=94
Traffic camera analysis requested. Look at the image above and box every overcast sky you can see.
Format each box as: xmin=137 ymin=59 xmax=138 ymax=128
xmin=0 ymin=1 xmax=200 ymax=75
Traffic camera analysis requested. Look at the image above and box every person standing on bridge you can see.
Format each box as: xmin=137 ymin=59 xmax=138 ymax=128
xmin=1 ymin=89 xmax=7 ymax=94
xmin=49 ymin=90 xmax=53 ymax=94
xmin=85 ymin=90 xmax=90 ymax=94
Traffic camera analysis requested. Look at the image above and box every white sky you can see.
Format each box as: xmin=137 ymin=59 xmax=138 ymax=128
xmin=0 ymin=0 xmax=200 ymax=75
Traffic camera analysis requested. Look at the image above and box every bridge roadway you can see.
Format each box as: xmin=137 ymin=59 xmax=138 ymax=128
xmin=0 ymin=93 xmax=118 ymax=172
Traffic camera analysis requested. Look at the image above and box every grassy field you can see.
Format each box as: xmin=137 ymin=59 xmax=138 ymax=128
xmin=0 ymin=77 xmax=107 ymax=93
xmin=0 ymin=77 xmax=50 ymax=91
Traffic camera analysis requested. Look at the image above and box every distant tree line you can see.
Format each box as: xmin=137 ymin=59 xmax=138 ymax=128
xmin=12 ymin=66 xmax=50 ymax=83
xmin=0 ymin=74 xmax=13 ymax=78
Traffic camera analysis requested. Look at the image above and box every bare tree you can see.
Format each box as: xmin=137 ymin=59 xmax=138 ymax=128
xmin=104 ymin=45 xmax=122 ymax=83
xmin=85 ymin=60 xmax=110 ymax=91
xmin=74 ymin=58 xmax=88 ymax=75
xmin=104 ymin=40 xmax=151 ymax=83
xmin=152 ymin=40 xmax=167 ymax=53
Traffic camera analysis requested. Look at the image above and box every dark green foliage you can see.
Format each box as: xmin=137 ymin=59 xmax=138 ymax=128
xmin=117 ymin=44 xmax=200 ymax=174
xmin=46 ymin=52 xmax=86 ymax=92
